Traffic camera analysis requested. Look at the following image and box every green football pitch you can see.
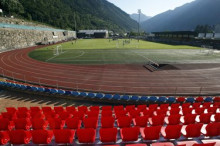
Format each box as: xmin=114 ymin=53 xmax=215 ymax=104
xmin=29 ymin=39 xmax=220 ymax=64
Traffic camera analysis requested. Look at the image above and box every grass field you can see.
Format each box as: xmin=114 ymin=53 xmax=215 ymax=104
xmin=29 ymin=39 xmax=220 ymax=64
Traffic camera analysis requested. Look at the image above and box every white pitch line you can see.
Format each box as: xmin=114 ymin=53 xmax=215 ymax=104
xmin=54 ymin=51 xmax=85 ymax=60
xmin=46 ymin=51 xmax=68 ymax=62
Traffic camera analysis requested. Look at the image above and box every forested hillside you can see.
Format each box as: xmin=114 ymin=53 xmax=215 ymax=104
xmin=0 ymin=0 xmax=137 ymax=32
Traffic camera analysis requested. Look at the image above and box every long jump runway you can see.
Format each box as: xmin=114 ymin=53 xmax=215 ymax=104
xmin=1 ymin=46 xmax=220 ymax=95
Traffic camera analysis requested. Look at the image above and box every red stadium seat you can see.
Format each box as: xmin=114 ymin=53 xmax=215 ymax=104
xmin=114 ymin=105 xmax=124 ymax=112
xmin=117 ymin=116 xmax=132 ymax=128
xmin=202 ymin=122 xmax=220 ymax=137
xmin=182 ymin=114 xmax=197 ymax=124
xmin=195 ymin=107 xmax=205 ymax=115
xmin=77 ymin=128 xmax=96 ymax=143
xmin=182 ymin=103 xmax=191 ymax=108
xmin=101 ymin=110 xmax=113 ymax=117
xmin=137 ymin=105 xmax=147 ymax=111
xmin=182 ymin=123 xmax=203 ymax=138
xmin=156 ymin=109 xmax=167 ymax=115
xmin=192 ymin=143 xmax=216 ymax=146
xmin=90 ymin=106 xmax=100 ymax=112
xmin=199 ymin=113 xmax=212 ymax=124
xmin=17 ymin=107 xmax=29 ymax=113
xmin=177 ymin=97 xmax=185 ymax=103
xmin=48 ymin=118 xmax=65 ymax=129
xmin=192 ymin=103 xmax=201 ymax=109
xmin=120 ymin=127 xmax=140 ymax=142
xmin=53 ymin=129 xmax=75 ymax=144
xmin=78 ymin=106 xmax=88 ymax=113
xmin=13 ymin=118 xmax=32 ymax=130
xmin=214 ymin=113 xmax=220 ymax=122
xmin=42 ymin=107 xmax=53 ymax=113
xmin=149 ymin=104 xmax=158 ymax=110
xmin=54 ymin=106 xmax=64 ymax=113
xmin=141 ymin=126 xmax=162 ymax=140
xmin=143 ymin=109 xmax=154 ymax=117
xmin=102 ymin=106 xmax=112 ymax=111
xmin=149 ymin=115 xmax=165 ymax=126
xmin=6 ymin=107 xmax=17 ymax=114
xmin=9 ymin=130 xmax=31 ymax=144
xmin=213 ymin=102 xmax=220 ymax=107
xmin=87 ymin=111 xmax=99 ymax=118
xmin=133 ymin=116 xmax=149 ymax=127
xmin=115 ymin=110 xmax=127 ymax=119
xmin=161 ymin=125 xmax=182 ymax=139
xmin=72 ymin=111 xmax=85 ymax=120
xmin=203 ymin=102 xmax=212 ymax=108
xmin=83 ymin=117 xmax=98 ymax=129
xmin=0 ymin=131 xmax=10 ymax=145
xmin=58 ymin=111 xmax=72 ymax=120
xmin=1 ymin=112 xmax=17 ymax=120
xmin=66 ymin=117 xmax=81 ymax=129
xmin=30 ymin=107 xmax=41 ymax=113
xmin=31 ymin=111 xmax=45 ymax=119
xmin=160 ymin=104 xmax=169 ymax=109
xmin=31 ymin=118 xmax=48 ymax=130
xmin=32 ymin=130 xmax=53 ymax=144
xmin=0 ymin=118 xmax=14 ymax=131
xmin=66 ymin=106 xmax=76 ymax=112
xmin=129 ymin=109 xmax=141 ymax=118
xmin=101 ymin=116 xmax=115 ymax=128
xmin=16 ymin=111 xmax=31 ymax=119
xmin=169 ymin=108 xmax=180 ymax=115
xmin=182 ymin=107 xmax=193 ymax=115
xmin=99 ymin=128 xmax=117 ymax=142
xmin=126 ymin=105 xmax=135 ymax=112
xmin=207 ymin=107 xmax=218 ymax=114
xmin=165 ymin=114 xmax=181 ymax=125
xmin=171 ymin=103 xmax=180 ymax=108
xmin=44 ymin=111 xmax=59 ymax=119
xmin=196 ymin=97 xmax=204 ymax=102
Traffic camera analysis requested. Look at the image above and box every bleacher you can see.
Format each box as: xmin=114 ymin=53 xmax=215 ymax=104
xmin=0 ymin=102 xmax=219 ymax=146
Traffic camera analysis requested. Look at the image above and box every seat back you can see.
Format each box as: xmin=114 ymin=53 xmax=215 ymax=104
xmin=58 ymin=111 xmax=72 ymax=120
xmin=54 ymin=107 xmax=64 ymax=113
xmin=101 ymin=116 xmax=115 ymax=128
xmin=205 ymin=122 xmax=220 ymax=137
xmin=134 ymin=116 xmax=148 ymax=127
xmin=83 ymin=117 xmax=98 ymax=129
xmin=182 ymin=108 xmax=193 ymax=115
xmin=144 ymin=126 xmax=162 ymax=140
xmin=31 ymin=118 xmax=48 ymax=130
xmin=78 ymin=106 xmax=88 ymax=113
xmin=48 ymin=118 xmax=65 ymax=129
xmin=137 ymin=105 xmax=147 ymax=111
xmin=99 ymin=128 xmax=117 ymax=142
xmin=121 ymin=127 xmax=140 ymax=141
xmin=215 ymin=113 xmax=220 ymax=122
xmin=129 ymin=109 xmax=141 ymax=118
xmin=9 ymin=130 xmax=31 ymax=144
xmin=164 ymin=125 xmax=182 ymax=139
xmin=0 ymin=118 xmax=12 ymax=130
xmin=77 ymin=128 xmax=96 ymax=143
xmin=171 ymin=103 xmax=180 ymax=108
xmin=0 ymin=131 xmax=10 ymax=145
xmin=199 ymin=113 xmax=212 ymax=124
xmin=143 ymin=109 xmax=154 ymax=117
xmin=170 ymin=108 xmax=180 ymax=115
xmin=151 ymin=115 xmax=165 ymax=126
xmin=54 ymin=129 xmax=75 ymax=143
xmin=149 ymin=104 xmax=158 ymax=110
xmin=66 ymin=117 xmax=81 ymax=129
xmin=125 ymin=105 xmax=135 ymax=112
xmin=66 ymin=106 xmax=76 ymax=112
xmin=32 ymin=130 xmax=53 ymax=144
xmin=185 ymin=123 xmax=203 ymax=137
xmin=117 ymin=116 xmax=132 ymax=128
xmin=183 ymin=114 xmax=197 ymax=124
xmin=14 ymin=118 xmax=31 ymax=130
xmin=101 ymin=110 xmax=112 ymax=117
xmin=167 ymin=114 xmax=181 ymax=125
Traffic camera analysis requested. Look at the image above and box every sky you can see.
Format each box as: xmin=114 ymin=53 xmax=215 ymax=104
xmin=107 ymin=0 xmax=195 ymax=16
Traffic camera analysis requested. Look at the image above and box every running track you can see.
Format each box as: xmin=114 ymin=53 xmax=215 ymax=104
xmin=1 ymin=45 xmax=220 ymax=95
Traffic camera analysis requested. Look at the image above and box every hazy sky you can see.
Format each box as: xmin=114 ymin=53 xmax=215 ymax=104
xmin=107 ymin=0 xmax=195 ymax=16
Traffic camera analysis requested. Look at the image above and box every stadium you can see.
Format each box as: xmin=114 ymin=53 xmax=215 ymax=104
xmin=0 ymin=0 xmax=220 ymax=146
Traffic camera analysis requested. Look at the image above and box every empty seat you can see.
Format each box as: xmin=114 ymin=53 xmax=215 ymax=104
xmin=102 ymin=106 xmax=112 ymax=111
xmin=161 ymin=125 xmax=182 ymax=139
xmin=143 ymin=109 xmax=154 ymax=117
xmin=99 ymin=128 xmax=117 ymax=143
xmin=182 ymin=103 xmax=191 ymax=108
xmin=196 ymin=97 xmax=204 ymax=102
xmin=101 ymin=110 xmax=113 ymax=117
xmin=166 ymin=114 xmax=181 ymax=125
xmin=17 ymin=107 xmax=29 ymax=113
xmin=192 ymin=143 xmax=216 ymax=146
xmin=214 ymin=113 xmax=220 ymax=122
xmin=90 ymin=106 xmax=100 ymax=112
xmin=0 ymin=131 xmax=10 ymax=145
xmin=207 ymin=107 xmax=218 ymax=114
xmin=42 ymin=107 xmax=53 ymax=113
xmin=129 ymin=109 xmax=141 ymax=118
xmin=101 ymin=116 xmax=115 ymax=128
xmin=54 ymin=129 xmax=75 ymax=144
xmin=31 ymin=118 xmax=48 ymax=130
xmin=120 ymin=127 xmax=140 ymax=142
xmin=199 ymin=113 xmax=212 ymax=124
xmin=141 ymin=126 xmax=162 ymax=140
xmin=1 ymin=112 xmax=17 ymax=120
xmin=156 ymin=109 xmax=167 ymax=115
xmin=182 ymin=108 xmax=193 ymax=115
xmin=13 ymin=118 xmax=32 ymax=130
xmin=54 ymin=107 xmax=64 ymax=113
xmin=203 ymin=102 xmax=212 ymax=108
xmin=137 ymin=105 xmax=147 ymax=111
xmin=32 ymin=130 xmax=53 ymax=144
xmin=87 ymin=111 xmax=99 ymax=118
xmin=134 ymin=116 xmax=148 ymax=127
xmin=77 ymin=128 xmax=96 ymax=143
xmin=72 ymin=111 xmax=85 ymax=120
xmin=177 ymin=97 xmax=185 ymax=102
xmin=66 ymin=117 xmax=81 ymax=129
xmin=195 ymin=107 xmax=205 ymax=115
xmin=115 ymin=110 xmax=127 ymax=119
xmin=83 ymin=117 xmax=98 ymax=129
xmin=182 ymin=114 xmax=197 ymax=124
xmin=202 ymin=122 xmax=220 ymax=137
xmin=160 ymin=104 xmax=169 ymax=109
xmin=16 ymin=111 xmax=31 ymax=119
xmin=117 ymin=116 xmax=132 ymax=128
xmin=9 ymin=130 xmax=31 ymax=145
xmin=31 ymin=111 xmax=45 ymax=119
xmin=6 ymin=107 xmax=17 ymax=114
xmin=58 ymin=111 xmax=72 ymax=120
xmin=149 ymin=104 xmax=158 ymax=110
xmin=44 ymin=111 xmax=59 ymax=119
xmin=66 ymin=106 xmax=76 ymax=112
xmin=182 ymin=123 xmax=203 ymax=138
xmin=0 ymin=118 xmax=14 ymax=131
xmin=126 ymin=105 xmax=135 ymax=112
xmin=171 ymin=103 xmax=180 ymax=108
xmin=30 ymin=107 xmax=41 ymax=113
xmin=149 ymin=115 xmax=165 ymax=126
xmin=192 ymin=103 xmax=201 ymax=109
xmin=48 ymin=118 xmax=65 ymax=129
xmin=78 ymin=106 xmax=88 ymax=113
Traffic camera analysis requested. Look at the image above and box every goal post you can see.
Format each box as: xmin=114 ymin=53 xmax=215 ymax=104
xmin=53 ymin=45 xmax=63 ymax=56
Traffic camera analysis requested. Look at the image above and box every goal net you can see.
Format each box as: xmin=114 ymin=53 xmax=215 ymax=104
xmin=53 ymin=45 xmax=63 ymax=56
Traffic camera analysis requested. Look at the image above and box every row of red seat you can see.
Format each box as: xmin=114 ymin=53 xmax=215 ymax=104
xmin=0 ymin=122 xmax=219 ymax=145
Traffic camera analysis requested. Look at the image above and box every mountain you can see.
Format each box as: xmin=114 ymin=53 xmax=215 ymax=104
xmin=0 ymin=0 xmax=137 ymax=32
xmin=141 ymin=0 xmax=220 ymax=32
xmin=130 ymin=13 xmax=151 ymax=23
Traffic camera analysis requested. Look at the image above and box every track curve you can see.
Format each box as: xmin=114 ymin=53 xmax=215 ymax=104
xmin=1 ymin=45 xmax=220 ymax=95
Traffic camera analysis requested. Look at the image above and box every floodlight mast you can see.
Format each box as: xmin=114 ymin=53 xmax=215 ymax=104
xmin=138 ymin=9 xmax=141 ymax=42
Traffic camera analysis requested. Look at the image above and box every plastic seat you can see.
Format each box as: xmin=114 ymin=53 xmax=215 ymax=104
xmin=13 ymin=118 xmax=32 ymax=130
xmin=160 ymin=104 xmax=169 ymax=109
xmin=0 ymin=131 xmax=10 ymax=145
xmin=120 ymin=127 xmax=140 ymax=142
xmin=114 ymin=105 xmax=124 ymax=112
xmin=126 ymin=105 xmax=135 ymax=112
xmin=207 ymin=107 xmax=218 ymax=114
xmin=161 ymin=125 xmax=182 ymax=139
xmin=192 ymin=143 xmax=216 ymax=146
xmin=137 ymin=105 xmax=147 ymax=111
xmin=204 ymin=97 xmax=213 ymax=102
xmin=102 ymin=106 xmax=112 ymax=111
xmin=182 ymin=123 xmax=203 ymax=138
xmin=195 ymin=107 xmax=205 ymax=115
xmin=182 ymin=107 xmax=193 ymax=115
xmin=141 ymin=126 xmax=162 ymax=140
xmin=186 ymin=97 xmax=195 ymax=103
xmin=192 ymin=103 xmax=201 ymax=109
xmin=54 ymin=106 xmax=64 ymax=113
xmin=149 ymin=104 xmax=158 ymax=110
xmin=17 ymin=107 xmax=29 ymax=113
xmin=44 ymin=111 xmax=59 ymax=119
xmin=100 ymin=128 xmax=117 ymax=142
xmin=158 ymin=96 xmax=167 ymax=103
xmin=149 ymin=96 xmax=158 ymax=103
xmin=9 ymin=130 xmax=31 ymax=145
xmin=101 ymin=116 xmax=115 ymax=128
xmin=214 ymin=113 xmax=220 ymax=122
xmin=90 ymin=106 xmax=100 ymax=112
xmin=42 ymin=107 xmax=53 ymax=113
xmin=149 ymin=115 xmax=165 ymax=126
xmin=78 ymin=106 xmax=88 ymax=113
xmin=166 ymin=114 xmax=181 ymax=125
xmin=169 ymin=108 xmax=180 ymax=115
xmin=129 ymin=109 xmax=141 ymax=118
xmin=156 ymin=109 xmax=167 ymax=115
xmin=115 ymin=110 xmax=127 ymax=119
xmin=48 ymin=118 xmax=65 ymax=129
xmin=202 ymin=122 xmax=220 ymax=137
xmin=213 ymin=102 xmax=220 ymax=107
xmin=171 ymin=103 xmax=180 ymax=108
xmin=53 ymin=129 xmax=75 ymax=144
xmin=16 ymin=111 xmax=31 ymax=119
xmin=31 ymin=118 xmax=48 ymax=130
xmin=0 ymin=118 xmax=14 ymax=131
xmin=31 ymin=111 xmax=45 ymax=119
xmin=117 ymin=116 xmax=132 ymax=128
xmin=77 ymin=128 xmax=96 ymax=143
xmin=182 ymin=114 xmax=197 ymax=124
xmin=83 ymin=117 xmax=98 ymax=129
xmin=32 ymin=130 xmax=53 ymax=144
xmin=196 ymin=97 xmax=204 ymax=102
xmin=203 ymin=102 xmax=212 ymax=108
xmin=134 ymin=116 xmax=148 ymax=127
xmin=1 ymin=112 xmax=17 ymax=120
xmin=66 ymin=117 xmax=81 ymax=129
xmin=58 ymin=111 xmax=72 ymax=120
xmin=6 ymin=107 xmax=17 ymax=114
xmin=167 ymin=97 xmax=176 ymax=103
xmin=177 ymin=97 xmax=185 ymax=103
xmin=30 ymin=107 xmax=41 ymax=113
xmin=199 ymin=113 xmax=212 ymax=124
xmin=101 ymin=110 xmax=113 ymax=117
xmin=72 ymin=111 xmax=85 ymax=120
xmin=126 ymin=144 xmax=147 ymax=146
xmin=143 ymin=109 xmax=154 ymax=117
xmin=182 ymin=103 xmax=191 ymax=108
xmin=87 ymin=111 xmax=99 ymax=118
xmin=66 ymin=106 xmax=76 ymax=112
xmin=151 ymin=142 xmax=174 ymax=146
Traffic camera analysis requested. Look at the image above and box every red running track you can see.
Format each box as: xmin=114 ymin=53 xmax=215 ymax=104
xmin=1 ymin=45 xmax=220 ymax=95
